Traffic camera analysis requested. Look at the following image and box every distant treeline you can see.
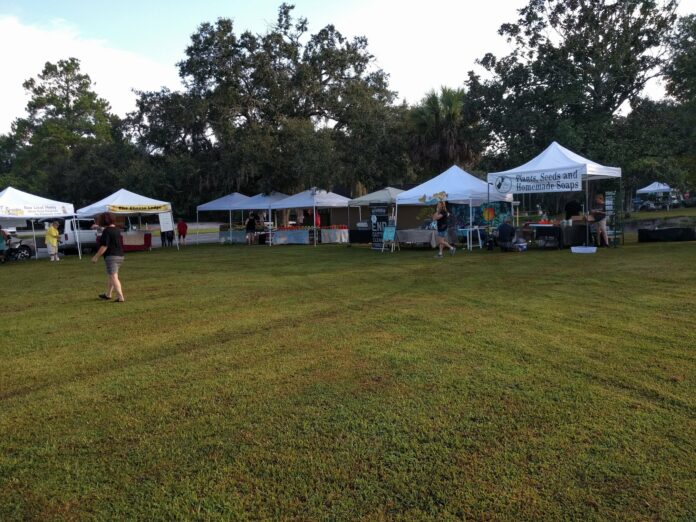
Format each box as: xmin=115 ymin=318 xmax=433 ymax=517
xmin=1 ymin=2 xmax=694 ymax=216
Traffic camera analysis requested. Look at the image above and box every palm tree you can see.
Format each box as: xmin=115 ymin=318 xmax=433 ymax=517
xmin=410 ymin=87 xmax=487 ymax=172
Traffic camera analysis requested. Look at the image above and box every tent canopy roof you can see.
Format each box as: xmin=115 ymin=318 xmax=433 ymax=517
xmin=488 ymin=141 xmax=621 ymax=182
xmin=77 ymin=189 xmax=171 ymax=216
xmin=397 ymin=166 xmax=512 ymax=205
xmin=637 ymin=181 xmax=671 ymax=194
xmin=235 ymin=192 xmax=289 ymax=211
xmin=349 ymin=187 xmax=403 ymax=206
xmin=197 ymin=192 xmax=250 ymax=212
xmin=270 ymin=189 xmax=350 ymax=210
xmin=0 ymin=186 xmax=75 ymax=218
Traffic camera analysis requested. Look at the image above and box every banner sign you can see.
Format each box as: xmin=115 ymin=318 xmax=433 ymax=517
xmin=158 ymin=212 xmax=174 ymax=232
xmin=492 ymin=170 xmax=582 ymax=194
xmin=370 ymin=204 xmax=389 ymax=250
xmin=605 ymin=191 xmax=615 ymax=216
xmin=0 ymin=204 xmax=72 ymax=217
xmin=107 ymin=204 xmax=171 ymax=213
xmin=382 ymin=226 xmax=396 ymax=242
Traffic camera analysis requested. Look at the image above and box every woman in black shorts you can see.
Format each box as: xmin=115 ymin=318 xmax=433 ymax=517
xmin=92 ymin=212 xmax=126 ymax=302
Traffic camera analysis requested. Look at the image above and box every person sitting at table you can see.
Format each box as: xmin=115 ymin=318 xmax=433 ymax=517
xmin=497 ymin=218 xmax=516 ymax=252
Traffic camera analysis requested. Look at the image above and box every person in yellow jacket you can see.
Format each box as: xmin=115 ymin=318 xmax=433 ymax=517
xmin=45 ymin=221 xmax=61 ymax=261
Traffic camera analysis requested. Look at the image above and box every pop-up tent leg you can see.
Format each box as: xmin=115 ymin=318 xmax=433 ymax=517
xmin=73 ymin=215 xmax=82 ymax=259
xmin=31 ymin=220 xmax=38 ymax=259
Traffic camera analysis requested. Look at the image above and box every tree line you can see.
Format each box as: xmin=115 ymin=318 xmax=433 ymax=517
xmin=0 ymin=1 xmax=694 ymax=215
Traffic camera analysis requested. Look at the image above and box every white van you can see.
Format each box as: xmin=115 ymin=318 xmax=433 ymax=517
xmin=42 ymin=218 xmax=98 ymax=253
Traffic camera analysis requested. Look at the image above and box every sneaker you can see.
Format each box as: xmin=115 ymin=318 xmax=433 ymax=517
xmin=435 ymin=253 xmax=443 ymax=258
xmin=450 ymin=247 xmax=456 ymax=256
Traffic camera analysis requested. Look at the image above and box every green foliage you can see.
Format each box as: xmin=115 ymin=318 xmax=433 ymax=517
xmin=665 ymin=14 xmax=696 ymax=102
xmin=129 ymin=3 xmax=407 ymax=206
xmin=409 ymin=87 xmax=489 ymax=173
xmin=472 ymin=0 xmax=678 ymax=167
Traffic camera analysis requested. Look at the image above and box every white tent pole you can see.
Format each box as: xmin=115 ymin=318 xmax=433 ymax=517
xmin=469 ymin=200 xmax=473 ymax=251
xmin=31 ymin=220 xmax=38 ymax=259
xmin=313 ymin=200 xmax=317 ymax=247
xmin=73 ymin=215 xmax=82 ymax=260
xmin=585 ymin=177 xmax=590 ymax=246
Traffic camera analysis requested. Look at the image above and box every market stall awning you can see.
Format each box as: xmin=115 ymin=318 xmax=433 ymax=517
xmin=637 ymin=182 xmax=671 ymax=194
xmin=349 ymin=187 xmax=403 ymax=206
xmin=197 ymin=192 xmax=250 ymax=211
xmin=397 ymin=166 xmax=512 ymax=205
xmin=77 ymin=189 xmax=171 ymax=215
xmin=0 ymin=186 xmax=75 ymax=218
xmin=487 ymin=142 xmax=621 ymax=195
xmin=234 ymin=192 xmax=288 ymax=210
xmin=270 ymin=189 xmax=350 ymax=210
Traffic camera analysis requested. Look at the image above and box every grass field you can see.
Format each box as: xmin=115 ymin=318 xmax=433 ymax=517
xmin=1 ymin=242 xmax=695 ymax=520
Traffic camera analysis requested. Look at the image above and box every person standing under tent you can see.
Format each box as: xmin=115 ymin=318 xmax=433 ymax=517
xmin=592 ymin=194 xmax=609 ymax=247
xmin=45 ymin=221 xmax=61 ymax=261
xmin=177 ymin=218 xmax=188 ymax=246
xmin=245 ymin=211 xmax=257 ymax=245
xmin=92 ymin=212 xmax=125 ymax=302
xmin=433 ymin=201 xmax=456 ymax=258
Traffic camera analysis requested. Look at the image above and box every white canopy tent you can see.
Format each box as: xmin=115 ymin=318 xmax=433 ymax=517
xmin=270 ymin=188 xmax=350 ymax=245
xmin=235 ymin=192 xmax=289 ymax=217
xmin=196 ymin=192 xmax=250 ymax=242
xmin=77 ymin=188 xmax=172 ymax=216
xmin=487 ymin=142 xmax=622 ymax=246
xmin=0 ymin=186 xmax=77 ymax=259
xmin=396 ymin=166 xmax=513 ymax=250
xmin=487 ymin=142 xmax=621 ymax=189
xmin=78 ymin=188 xmax=176 ymax=249
xmin=637 ymin=182 xmax=671 ymax=194
xmin=349 ymin=187 xmax=403 ymax=222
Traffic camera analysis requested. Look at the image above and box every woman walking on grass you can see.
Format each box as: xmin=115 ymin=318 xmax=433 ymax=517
xmin=91 ymin=212 xmax=125 ymax=302
xmin=433 ymin=201 xmax=456 ymax=258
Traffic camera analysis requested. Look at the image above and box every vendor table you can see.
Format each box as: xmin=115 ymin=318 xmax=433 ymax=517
xmin=272 ymin=229 xmax=311 ymax=245
xmin=396 ymin=229 xmax=437 ymax=248
xmin=457 ymin=227 xmax=484 ymax=250
xmin=121 ymin=231 xmax=152 ymax=252
xmin=529 ymin=224 xmax=564 ymax=249
xmin=320 ymin=229 xmax=349 ymax=244
xmin=219 ymin=230 xmax=247 ymax=244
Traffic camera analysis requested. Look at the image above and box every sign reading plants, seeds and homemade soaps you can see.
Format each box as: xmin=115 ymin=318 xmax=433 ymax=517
xmin=492 ymin=170 xmax=581 ymax=194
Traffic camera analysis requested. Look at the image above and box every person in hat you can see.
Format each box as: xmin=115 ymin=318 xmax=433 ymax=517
xmin=45 ymin=221 xmax=61 ymax=261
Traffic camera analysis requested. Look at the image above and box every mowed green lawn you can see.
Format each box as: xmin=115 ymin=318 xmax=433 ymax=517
xmin=1 ymin=243 xmax=694 ymax=520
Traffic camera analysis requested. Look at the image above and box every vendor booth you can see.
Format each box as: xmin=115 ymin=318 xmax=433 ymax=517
xmin=270 ymin=189 xmax=350 ymax=245
xmin=196 ymin=192 xmax=251 ymax=244
xmin=349 ymin=187 xmax=404 ymax=246
xmin=637 ymin=182 xmax=674 ymax=210
xmin=77 ymin=189 xmax=173 ymax=251
xmin=0 ymin=186 xmax=77 ymax=259
xmin=487 ymin=142 xmax=622 ymax=249
xmin=396 ymin=166 xmax=513 ymax=250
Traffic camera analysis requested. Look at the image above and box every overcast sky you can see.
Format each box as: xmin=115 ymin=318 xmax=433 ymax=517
xmin=1 ymin=0 xmax=694 ymax=134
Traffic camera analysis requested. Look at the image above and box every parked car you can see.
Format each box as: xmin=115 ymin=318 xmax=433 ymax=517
xmin=639 ymin=201 xmax=656 ymax=211
xmin=41 ymin=218 xmax=98 ymax=253
xmin=683 ymin=196 xmax=696 ymax=208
